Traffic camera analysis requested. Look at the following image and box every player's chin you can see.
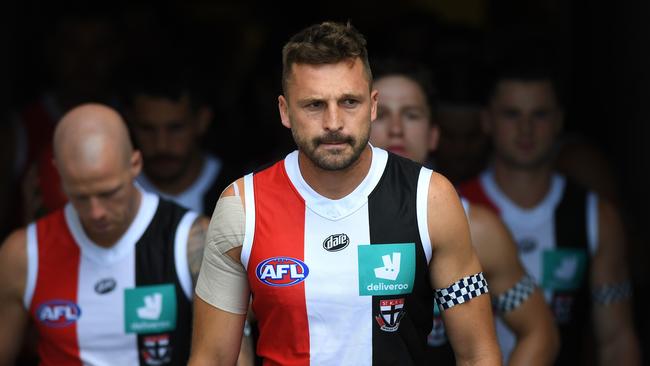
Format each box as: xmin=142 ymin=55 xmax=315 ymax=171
xmin=315 ymin=153 xmax=356 ymax=171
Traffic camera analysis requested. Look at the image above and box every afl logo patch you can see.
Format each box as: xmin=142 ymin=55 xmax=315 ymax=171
xmin=256 ymin=257 xmax=309 ymax=287
xmin=94 ymin=278 xmax=117 ymax=294
xmin=323 ymin=233 xmax=349 ymax=252
xmin=36 ymin=300 xmax=82 ymax=328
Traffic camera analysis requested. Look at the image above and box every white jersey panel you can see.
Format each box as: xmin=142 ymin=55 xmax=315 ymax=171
xmin=77 ymin=250 xmax=138 ymax=365
xmin=304 ymin=203 xmax=372 ymax=366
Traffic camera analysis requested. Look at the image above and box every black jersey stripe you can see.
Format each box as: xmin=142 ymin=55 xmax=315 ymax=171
xmin=553 ymin=179 xmax=592 ymax=365
xmin=134 ymin=199 xmax=193 ymax=366
xmin=368 ymin=153 xmax=434 ymax=366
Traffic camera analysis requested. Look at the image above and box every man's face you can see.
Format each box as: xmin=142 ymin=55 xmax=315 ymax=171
xmin=278 ymin=58 xmax=378 ymax=171
xmin=484 ymin=80 xmax=563 ymax=170
xmin=59 ymin=151 xmax=141 ymax=244
xmin=130 ymin=94 xmax=207 ymax=183
xmin=370 ymin=76 xmax=437 ymax=164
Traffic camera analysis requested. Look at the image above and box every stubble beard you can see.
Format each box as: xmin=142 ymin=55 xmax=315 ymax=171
xmin=293 ymin=129 xmax=370 ymax=171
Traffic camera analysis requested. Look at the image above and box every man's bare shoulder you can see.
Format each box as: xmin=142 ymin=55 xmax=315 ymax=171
xmin=0 ymin=228 xmax=28 ymax=296
xmin=427 ymin=171 xmax=458 ymax=202
xmin=192 ymin=216 xmax=211 ymax=231
xmin=426 ymin=172 xmax=471 ymax=254
xmin=220 ymin=178 xmax=245 ymax=199
xmin=468 ymin=203 xmax=523 ymax=285
xmin=468 ymin=203 xmax=514 ymax=253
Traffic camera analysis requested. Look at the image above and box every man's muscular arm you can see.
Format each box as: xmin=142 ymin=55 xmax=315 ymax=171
xmin=591 ymin=198 xmax=640 ymax=365
xmin=189 ymin=179 xmax=251 ymax=366
xmin=427 ymin=173 xmax=501 ymax=364
xmin=0 ymin=229 xmax=29 ymax=366
xmin=469 ymin=204 xmax=559 ymax=365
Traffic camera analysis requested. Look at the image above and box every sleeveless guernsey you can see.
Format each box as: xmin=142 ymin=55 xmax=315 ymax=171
xmin=240 ymin=147 xmax=435 ymax=366
xmin=459 ymin=169 xmax=598 ymax=364
xmin=25 ymin=190 xmax=197 ymax=366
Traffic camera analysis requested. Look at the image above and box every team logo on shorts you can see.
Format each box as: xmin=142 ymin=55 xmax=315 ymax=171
xmin=323 ymin=233 xmax=350 ymax=252
xmin=256 ymin=257 xmax=309 ymax=287
xmin=141 ymin=333 xmax=172 ymax=365
xmin=375 ymin=298 xmax=406 ymax=332
xmin=36 ymin=300 xmax=82 ymax=328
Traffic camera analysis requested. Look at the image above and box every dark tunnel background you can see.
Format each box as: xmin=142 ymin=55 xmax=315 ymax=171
xmin=0 ymin=0 xmax=649 ymax=361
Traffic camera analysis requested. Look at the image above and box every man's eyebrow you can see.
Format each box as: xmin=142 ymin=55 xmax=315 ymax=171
xmin=339 ymin=93 xmax=364 ymax=100
xmin=296 ymin=96 xmax=324 ymax=105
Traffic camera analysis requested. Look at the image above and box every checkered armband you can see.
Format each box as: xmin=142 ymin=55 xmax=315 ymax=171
xmin=434 ymin=272 xmax=489 ymax=310
xmin=592 ymin=281 xmax=632 ymax=306
xmin=492 ymin=274 xmax=536 ymax=314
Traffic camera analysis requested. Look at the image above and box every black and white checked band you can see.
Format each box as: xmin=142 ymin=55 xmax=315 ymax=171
xmin=493 ymin=274 xmax=536 ymax=314
xmin=592 ymin=281 xmax=632 ymax=305
xmin=434 ymin=272 xmax=489 ymax=310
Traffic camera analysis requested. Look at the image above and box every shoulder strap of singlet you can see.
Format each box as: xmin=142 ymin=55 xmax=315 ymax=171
xmin=416 ymin=167 xmax=433 ymax=264
xmin=241 ymin=173 xmax=256 ymax=270
xmin=23 ymin=223 xmax=38 ymax=309
xmin=174 ymin=210 xmax=199 ymax=300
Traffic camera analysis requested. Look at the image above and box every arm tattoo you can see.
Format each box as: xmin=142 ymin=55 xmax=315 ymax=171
xmin=188 ymin=217 xmax=209 ymax=286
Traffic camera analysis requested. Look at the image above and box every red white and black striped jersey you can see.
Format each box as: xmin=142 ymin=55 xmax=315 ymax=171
xmin=459 ymin=168 xmax=598 ymax=364
xmin=24 ymin=189 xmax=196 ymax=366
xmin=241 ymin=147 xmax=436 ymax=366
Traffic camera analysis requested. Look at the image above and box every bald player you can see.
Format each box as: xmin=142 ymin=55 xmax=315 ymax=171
xmin=0 ymin=104 xmax=211 ymax=365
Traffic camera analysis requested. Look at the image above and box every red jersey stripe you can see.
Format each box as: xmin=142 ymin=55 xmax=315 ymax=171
xmin=248 ymin=161 xmax=310 ymax=366
xmin=458 ymin=178 xmax=500 ymax=214
xmin=30 ymin=210 xmax=82 ymax=366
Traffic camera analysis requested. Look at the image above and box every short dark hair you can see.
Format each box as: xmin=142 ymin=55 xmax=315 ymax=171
xmin=371 ymin=58 xmax=439 ymax=121
xmin=485 ymin=60 xmax=564 ymax=106
xmin=281 ymin=21 xmax=372 ymax=95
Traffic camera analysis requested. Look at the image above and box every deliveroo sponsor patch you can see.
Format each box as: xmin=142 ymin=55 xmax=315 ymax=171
xmin=358 ymin=243 xmax=416 ymax=296
xmin=124 ymin=284 xmax=177 ymax=334
xmin=542 ymin=248 xmax=587 ymax=291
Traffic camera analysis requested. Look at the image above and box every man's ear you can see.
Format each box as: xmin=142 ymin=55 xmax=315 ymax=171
xmin=279 ymin=95 xmax=291 ymax=129
xmin=130 ymin=150 xmax=143 ymax=177
xmin=370 ymin=89 xmax=379 ymax=121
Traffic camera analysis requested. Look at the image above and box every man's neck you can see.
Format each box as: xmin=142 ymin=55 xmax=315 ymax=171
xmin=152 ymin=153 xmax=205 ymax=195
xmin=491 ymin=158 xmax=554 ymax=209
xmin=298 ymin=145 xmax=373 ymax=200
